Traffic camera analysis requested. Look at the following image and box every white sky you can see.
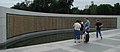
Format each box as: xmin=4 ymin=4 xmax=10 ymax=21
xmin=73 ymin=0 xmax=120 ymax=9
xmin=0 ymin=0 xmax=120 ymax=9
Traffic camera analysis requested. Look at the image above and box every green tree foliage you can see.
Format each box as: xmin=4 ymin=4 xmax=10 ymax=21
xmin=11 ymin=1 xmax=120 ymax=15
xmin=113 ymin=3 xmax=120 ymax=15
xmin=11 ymin=0 xmax=74 ymax=14
xmin=89 ymin=4 xmax=97 ymax=15
xmin=80 ymin=9 xmax=90 ymax=14
xmin=70 ymin=7 xmax=80 ymax=14
xmin=11 ymin=0 xmax=31 ymax=10
xmin=28 ymin=0 xmax=55 ymax=12
xmin=97 ymin=4 xmax=113 ymax=15
xmin=80 ymin=3 xmax=120 ymax=15
xmin=11 ymin=2 xmax=27 ymax=10
xmin=50 ymin=0 xmax=74 ymax=13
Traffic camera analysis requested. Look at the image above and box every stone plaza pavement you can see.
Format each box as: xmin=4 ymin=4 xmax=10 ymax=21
xmin=0 ymin=29 xmax=120 ymax=52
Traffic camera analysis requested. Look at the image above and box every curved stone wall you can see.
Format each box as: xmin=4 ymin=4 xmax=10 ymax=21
xmin=0 ymin=6 xmax=120 ymax=43
xmin=7 ymin=13 xmax=117 ymax=38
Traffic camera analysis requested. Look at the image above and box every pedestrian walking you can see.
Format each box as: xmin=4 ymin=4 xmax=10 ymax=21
xmin=95 ymin=20 xmax=103 ymax=39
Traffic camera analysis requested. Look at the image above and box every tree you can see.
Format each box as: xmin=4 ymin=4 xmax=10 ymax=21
xmin=70 ymin=7 xmax=80 ymax=14
xmin=97 ymin=4 xmax=113 ymax=15
xmin=89 ymin=4 xmax=97 ymax=15
xmin=113 ymin=3 xmax=120 ymax=15
xmin=11 ymin=3 xmax=21 ymax=9
xmin=11 ymin=0 xmax=74 ymax=14
xmin=11 ymin=0 xmax=31 ymax=10
xmin=50 ymin=0 xmax=74 ymax=13
xmin=11 ymin=0 xmax=120 ymax=15
xmin=79 ymin=9 xmax=90 ymax=14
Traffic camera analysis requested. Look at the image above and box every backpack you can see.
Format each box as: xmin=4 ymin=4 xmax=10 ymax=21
xmin=80 ymin=24 xmax=84 ymax=31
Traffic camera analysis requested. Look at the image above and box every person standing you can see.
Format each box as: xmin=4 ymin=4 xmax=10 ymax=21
xmin=95 ymin=20 xmax=103 ymax=39
xmin=80 ymin=21 xmax=85 ymax=42
xmin=84 ymin=18 xmax=91 ymax=43
xmin=73 ymin=20 xmax=81 ymax=43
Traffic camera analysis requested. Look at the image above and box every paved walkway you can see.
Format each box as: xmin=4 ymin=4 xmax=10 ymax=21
xmin=1 ymin=29 xmax=120 ymax=52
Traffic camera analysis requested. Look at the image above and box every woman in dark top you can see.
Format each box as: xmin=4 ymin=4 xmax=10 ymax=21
xmin=80 ymin=21 xmax=85 ymax=42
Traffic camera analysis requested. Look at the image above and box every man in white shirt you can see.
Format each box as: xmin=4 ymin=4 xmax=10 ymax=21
xmin=73 ymin=20 xmax=81 ymax=43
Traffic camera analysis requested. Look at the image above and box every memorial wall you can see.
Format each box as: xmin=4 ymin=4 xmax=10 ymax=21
xmin=7 ymin=14 xmax=117 ymax=38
